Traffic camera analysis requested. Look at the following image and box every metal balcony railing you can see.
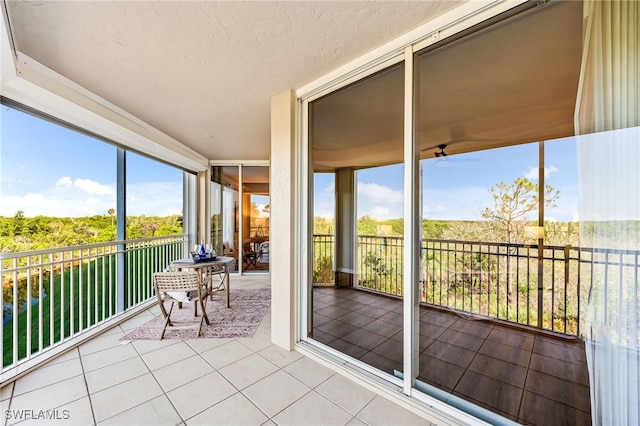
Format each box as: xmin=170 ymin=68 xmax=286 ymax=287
xmin=1 ymin=235 xmax=186 ymax=379
xmin=312 ymin=234 xmax=640 ymax=337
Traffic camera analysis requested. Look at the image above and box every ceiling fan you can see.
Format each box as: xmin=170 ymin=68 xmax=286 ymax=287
xmin=427 ymin=143 xmax=480 ymax=167
xmin=421 ymin=124 xmax=498 ymax=154
xmin=434 ymin=144 xmax=449 ymax=158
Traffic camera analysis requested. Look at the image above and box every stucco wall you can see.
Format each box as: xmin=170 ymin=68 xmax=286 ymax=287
xmin=269 ymin=90 xmax=296 ymax=350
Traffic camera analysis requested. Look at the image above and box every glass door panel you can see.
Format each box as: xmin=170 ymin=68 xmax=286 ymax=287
xmin=309 ymin=61 xmax=405 ymax=377
xmin=211 ymin=166 xmax=239 ymax=272
xmin=413 ymin=2 xmax=585 ymax=423
xmin=242 ymin=166 xmax=270 ymax=272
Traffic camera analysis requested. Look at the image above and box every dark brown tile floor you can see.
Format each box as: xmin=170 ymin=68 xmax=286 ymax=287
xmin=312 ymin=286 xmax=591 ymax=426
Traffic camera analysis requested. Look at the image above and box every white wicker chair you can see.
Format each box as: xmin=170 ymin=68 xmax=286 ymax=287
xmin=153 ymin=271 xmax=210 ymax=339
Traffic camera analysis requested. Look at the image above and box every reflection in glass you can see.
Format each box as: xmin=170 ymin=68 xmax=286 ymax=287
xmin=212 ymin=165 xmax=269 ymax=273
xmin=309 ymin=62 xmax=405 ymax=376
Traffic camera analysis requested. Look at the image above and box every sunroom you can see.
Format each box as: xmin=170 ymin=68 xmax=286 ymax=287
xmin=2 ymin=1 xmax=639 ymax=425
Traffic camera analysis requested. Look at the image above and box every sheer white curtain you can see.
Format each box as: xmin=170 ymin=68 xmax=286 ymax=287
xmin=574 ymin=1 xmax=639 ymax=425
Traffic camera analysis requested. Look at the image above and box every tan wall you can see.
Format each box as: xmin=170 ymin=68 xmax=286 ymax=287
xmin=269 ymin=89 xmax=296 ymax=350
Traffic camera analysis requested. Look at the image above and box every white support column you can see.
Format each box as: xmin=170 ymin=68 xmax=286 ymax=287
xmin=270 ymin=89 xmax=296 ymax=350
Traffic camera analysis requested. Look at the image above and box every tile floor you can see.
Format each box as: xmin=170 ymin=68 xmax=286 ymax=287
xmin=312 ymin=287 xmax=591 ymax=426
xmin=0 ymin=275 xmax=439 ymax=426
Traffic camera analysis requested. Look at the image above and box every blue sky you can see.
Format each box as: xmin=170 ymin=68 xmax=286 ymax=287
xmin=315 ymin=138 xmax=581 ymax=222
xmin=1 ymin=106 xmax=183 ymax=217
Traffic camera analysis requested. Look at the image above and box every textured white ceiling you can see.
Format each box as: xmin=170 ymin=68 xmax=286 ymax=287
xmin=6 ymin=0 xmax=463 ymax=162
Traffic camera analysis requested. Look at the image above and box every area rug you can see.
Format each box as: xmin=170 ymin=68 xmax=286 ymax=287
xmin=121 ymin=288 xmax=271 ymax=340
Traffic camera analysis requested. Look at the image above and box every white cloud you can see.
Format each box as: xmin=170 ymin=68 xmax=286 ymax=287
xmin=74 ymin=178 xmax=113 ymax=195
xmin=372 ymin=206 xmax=390 ymax=216
xmin=525 ymin=165 xmax=559 ymax=181
xmin=323 ymin=181 xmax=335 ymax=192
xmin=125 ymin=181 xmax=182 ymax=216
xmin=55 ymin=176 xmax=72 ymax=187
xmin=356 ymin=182 xmax=403 ymax=219
xmin=0 ymin=189 xmax=116 ymax=217
xmin=423 ymin=187 xmax=493 ymax=220
xmin=23 ymin=193 xmax=45 ymax=203
xmin=524 ymin=168 xmax=537 ymax=180
xmin=1 ymin=176 xmax=119 ymax=217
xmin=358 ymin=182 xmax=403 ymax=203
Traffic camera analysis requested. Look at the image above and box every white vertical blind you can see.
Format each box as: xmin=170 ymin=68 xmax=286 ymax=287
xmin=575 ymin=1 xmax=640 ymax=425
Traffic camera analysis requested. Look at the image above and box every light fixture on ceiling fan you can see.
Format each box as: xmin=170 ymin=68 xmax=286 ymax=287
xmin=429 ymin=142 xmax=480 ymax=167
xmin=421 ymin=124 xmax=498 ymax=155
xmin=434 ymin=144 xmax=448 ymax=157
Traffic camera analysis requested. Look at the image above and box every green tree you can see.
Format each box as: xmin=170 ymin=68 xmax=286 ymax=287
xmin=480 ymin=177 xmax=560 ymax=302
xmin=107 ymin=208 xmax=116 ymax=230
xmin=422 ymin=220 xmax=449 ymax=239
xmin=12 ymin=210 xmax=25 ymax=236
xmin=357 ymin=216 xmax=377 ymax=235
xmin=481 ymin=177 xmax=560 ymax=244
xmin=313 ymin=217 xmax=334 ymax=234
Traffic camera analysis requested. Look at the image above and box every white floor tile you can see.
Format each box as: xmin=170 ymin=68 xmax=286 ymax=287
xmin=8 ymin=376 xmax=88 ymax=422
xmin=242 ymin=370 xmax=310 ymax=418
xmin=90 ymin=373 xmax=163 ymax=422
xmin=78 ymin=328 xmax=126 ymax=357
xmin=357 ymin=396 xmax=431 ymax=426
xmin=272 ymin=390 xmax=353 ymax=426
xmin=1 ymin=383 xmax=13 ymax=402
xmin=80 ymin=343 xmax=139 ymax=372
xmin=140 ymin=341 xmax=197 ymax=371
xmin=218 ymin=353 xmax=278 ymax=390
xmin=44 ymin=349 xmax=79 ymax=367
xmin=46 ymin=396 xmax=94 ymax=426
xmin=0 ymin=397 xmax=11 ymax=417
xmin=117 ymin=310 xmax=156 ymax=332
xmin=259 ymin=318 xmax=271 ymax=330
xmin=6 ymin=395 xmax=94 ymax=426
xmin=257 ymin=345 xmax=303 ymax=368
xmin=1 ymin=275 xmax=444 ymax=426
xmin=13 ymin=357 xmax=83 ymax=396
xmin=238 ymin=326 xmax=272 ymax=352
xmin=166 ymin=371 xmax=236 ymax=420
xmin=186 ymin=393 xmax=268 ymax=426
xmin=283 ymin=356 xmax=335 ymax=388
xmin=100 ymin=394 xmax=183 ymax=426
xmin=315 ymin=374 xmax=376 ymax=415
xmin=85 ymin=356 xmax=150 ymax=394
xmin=185 ymin=337 xmax=233 ymax=354
xmin=128 ymin=337 xmax=181 ymax=355
xmin=199 ymin=340 xmax=254 ymax=370
xmin=152 ymin=354 xmax=215 ymax=392
xmin=346 ymin=417 xmax=369 ymax=426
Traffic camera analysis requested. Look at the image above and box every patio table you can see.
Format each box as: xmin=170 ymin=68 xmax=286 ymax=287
xmin=170 ymin=256 xmax=235 ymax=308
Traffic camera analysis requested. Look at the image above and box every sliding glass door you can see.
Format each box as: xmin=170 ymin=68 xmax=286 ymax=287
xmin=211 ymin=164 xmax=269 ymax=274
xmin=302 ymin=1 xmax=628 ymax=425
xmin=308 ymin=61 xmax=405 ymax=376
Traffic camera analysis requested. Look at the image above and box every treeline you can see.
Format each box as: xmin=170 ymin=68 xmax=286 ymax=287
xmin=314 ymin=216 xmax=584 ymax=246
xmin=0 ymin=211 xmax=183 ymax=253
